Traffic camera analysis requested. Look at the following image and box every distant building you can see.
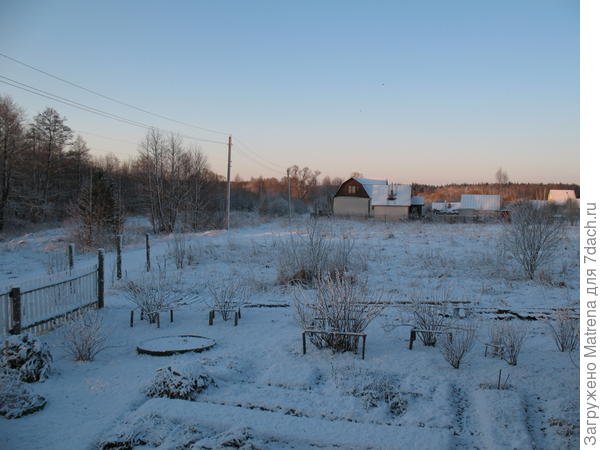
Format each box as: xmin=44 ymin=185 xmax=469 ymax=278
xmin=432 ymin=201 xmax=461 ymax=215
xmin=458 ymin=194 xmax=501 ymax=216
xmin=547 ymin=190 xmax=577 ymax=205
xmin=333 ymin=177 xmax=417 ymax=219
xmin=410 ymin=196 xmax=425 ymax=217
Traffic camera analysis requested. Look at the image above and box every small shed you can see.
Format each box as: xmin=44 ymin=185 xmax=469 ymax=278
xmin=410 ymin=196 xmax=425 ymax=217
xmin=458 ymin=194 xmax=501 ymax=216
xmin=548 ymin=190 xmax=577 ymax=205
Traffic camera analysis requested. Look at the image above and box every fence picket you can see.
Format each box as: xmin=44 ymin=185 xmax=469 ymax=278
xmin=0 ymin=264 xmax=99 ymax=338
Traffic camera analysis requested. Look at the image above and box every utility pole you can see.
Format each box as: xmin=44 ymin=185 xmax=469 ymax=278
xmin=287 ymin=167 xmax=292 ymax=223
xmin=225 ymin=135 xmax=232 ymax=230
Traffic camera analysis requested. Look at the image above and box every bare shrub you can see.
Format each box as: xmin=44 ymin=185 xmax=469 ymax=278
xmin=498 ymin=321 xmax=528 ymax=366
xmin=547 ymin=309 xmax=579 ymax=352
xmin=504 ymin=202 xmax=566 ymax=279
xmin=488 ymin=322 xmax=504 ymax=357
xmin=144 ymin=366 xmax=213 ymax=400
xmin=294 ymin=275 xmax=383 ymax=353
xmin=169 ymin=233 xmax=188 ymax=269
xmin=1 ymin=334 xmax=52 ymax=382
xmin=124 ymin=269 xmax=174 ymax=322
xmin=207 ymin=280 xmax=246 ymax=320
xmin=410 ymin=289 xmax=450 ymax=346
xmin=277 ymin=218 xmax=357 ymax=285
xmin=62 ymin=311 xmax=107 ymax=361
xmin=438 ymin=323 xmax=476 ymax=369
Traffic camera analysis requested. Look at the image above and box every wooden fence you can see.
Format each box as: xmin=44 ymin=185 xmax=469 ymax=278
xmin=0 ymin=250 xmax=104 ymax=337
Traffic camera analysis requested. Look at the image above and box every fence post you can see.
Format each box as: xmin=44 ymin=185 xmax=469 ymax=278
xmin=116 ymin=235 xmax=123 ymax=280
xmin=145 ymin=233 xmax=151 ymax=272
xmin=9 ymin=287 xmax=21 ymax=335
xmin=68 ymin=243 xmax=75 ymax=271
xmin=97 ymin=249 xmax=104 ymax=308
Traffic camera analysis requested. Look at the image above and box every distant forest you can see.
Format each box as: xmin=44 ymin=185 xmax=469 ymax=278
xmin=0 ymin=95 xmax=579 ymax=234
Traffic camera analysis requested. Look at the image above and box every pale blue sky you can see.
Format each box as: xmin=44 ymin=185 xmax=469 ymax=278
xmin=0 ymin=0 xmax=579 ymax=184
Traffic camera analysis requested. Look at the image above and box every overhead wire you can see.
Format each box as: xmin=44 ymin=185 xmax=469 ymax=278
xmin=0 ymin=51 xmax=230 ymax=137
xmin=0 ymin=75 xmax=227 ymax=145
xmin=0 ymin=52 xmax=296 ymax=175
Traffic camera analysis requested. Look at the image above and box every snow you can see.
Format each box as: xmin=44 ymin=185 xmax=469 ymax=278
xmin=370 ymin=184 xmax=412 ymax=206
xmin=0 ymin=217 xmax=579 ymax=449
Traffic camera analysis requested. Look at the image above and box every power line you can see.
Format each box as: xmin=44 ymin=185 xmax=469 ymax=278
xmin=0 ymin=75 xmax=227 ymax=145
xmin=0 ymin=52 xmax=292 ymax=172
xmin=0 ymin=51 xmax=230 ymax=137
xmin=234 ymin=136 xmax=288 ymax=171
xmin=72 ymin=129 xmax=139 ymax=146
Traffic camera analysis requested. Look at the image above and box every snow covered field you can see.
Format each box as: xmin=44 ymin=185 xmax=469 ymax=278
xmin=0 ymin=217 xmax=579 ymax=449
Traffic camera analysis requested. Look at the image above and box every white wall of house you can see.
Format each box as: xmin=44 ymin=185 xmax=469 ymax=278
xmin=372 ymin=205 xmax=409 ymax=219
xmin=333 ymin=197 xmax=370 ymax=216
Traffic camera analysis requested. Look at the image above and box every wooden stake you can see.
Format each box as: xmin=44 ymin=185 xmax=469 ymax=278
xmin=9 ymin=287 xmax=21 ymax=335
xmin=145 ymin=233 xmax=151 ymax=272
xmin=97 ymin=249 xmax=104 ymax=308
xmin=68 ymin=243 xmax=75 ymax=271
xmin=116 ymin=235 xmax=123 ymax=280
xmin=225 ymin=135 xmax=232 ymax=230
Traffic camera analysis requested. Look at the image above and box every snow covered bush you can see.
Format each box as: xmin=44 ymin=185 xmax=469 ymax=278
xmin=294 ymin=275 xmax=383 ymax=353
xmin=278 ymin=218 xmax=359 ymax=285
xmin=504 ymin=202 xmax=566 ymax=279
xmin=438 ymin=323 xmax=476 ymax=369
xmin=498 ymin=321 xmax=528 ymax=366
xmin=547 ymin=308 xmax=579 ymax=352
xmin=410 ymin=289 xmax=450 ymax=346
xmin=124 ymin=269 xmax=174 ymax=322
xmin=1 ymin=333 xmax=52 ymax=382
xmin=0 ymin=370 xmax=47 ymax=418
xmin=62 ymin=311 xmax=107 ymax=361
xmin=352 ymin=374 xmax=407 ymax=416
xmin=207 ymin=279 xmax=246 ymax=320
xmin=144 ymin=366 xmax=213 ymax=400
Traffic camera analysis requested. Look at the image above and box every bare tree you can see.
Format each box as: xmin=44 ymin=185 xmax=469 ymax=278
xmin=286 ymin=165 xmax=321 ymax=202
xmin=504 ymin=202 xmax=565 ymax=279
xmin=30 ymin=108 xmax=73 ymax=210
xmin=138 ymin=129 xmax=210 ymax=233
xmin=0 ymin=96 xmax=24 ymax=230
xmin=495 ymin=167 xmax=509 ymax=185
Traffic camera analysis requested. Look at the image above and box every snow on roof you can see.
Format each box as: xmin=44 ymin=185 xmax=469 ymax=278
xmin=352 ymin=177 xmax=387 ymax=186
xmin=370 ymin=184 xmax=412 ymax=206
xmin=349 ymin=177 xmax=387 ymax=198
xmin=411 ymin=196 xmax=425 ymax=206
xmin=547 ymin=190 xmax=576 ymax=204
xmin=459 ymin=194 xmax=501 ymax=211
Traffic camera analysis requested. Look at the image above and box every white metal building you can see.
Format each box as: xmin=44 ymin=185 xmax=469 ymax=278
xmin=547 ymin=190 xmax=577 ymax=204
xmin=458 ymin=194 xmax=501 ymax=215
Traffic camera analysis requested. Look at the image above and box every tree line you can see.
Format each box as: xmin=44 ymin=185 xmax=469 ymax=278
xmin=0 ymin=95 xmax=334 ymax=242
xmin=1 ymin=94 xmax=580 ymax=242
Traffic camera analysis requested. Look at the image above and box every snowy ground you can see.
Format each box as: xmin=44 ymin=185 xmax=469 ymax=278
xmin=0 ymin=217 xmax=579 ymax=449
